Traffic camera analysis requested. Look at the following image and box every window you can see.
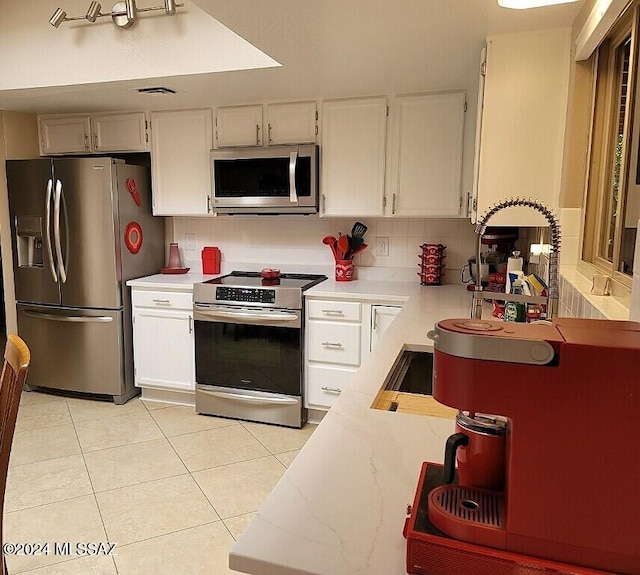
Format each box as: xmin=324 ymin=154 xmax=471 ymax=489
xmin=584 ymin=5 xmax=639 ymax=285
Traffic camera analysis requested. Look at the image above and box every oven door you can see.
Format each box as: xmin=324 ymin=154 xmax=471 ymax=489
xmin=193 ymin=304 xmax=305 ymax=426
xmin=194 ymin=304 xmax=302 ymax=394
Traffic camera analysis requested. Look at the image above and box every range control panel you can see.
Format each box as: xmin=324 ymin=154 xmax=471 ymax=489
xmin=215 ymin=287 xmax=276 ymax=304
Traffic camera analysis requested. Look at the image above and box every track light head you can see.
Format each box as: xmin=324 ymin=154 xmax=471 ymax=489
xmin=125 ymin=0 xmax=136 ymax=23
xmin=49 ymin=8 xmax=67 ymax=28
xmin=165 ymin=0 xmax=176 ymax=15
xmin=86 ymin=1 xmax=101 ymax=22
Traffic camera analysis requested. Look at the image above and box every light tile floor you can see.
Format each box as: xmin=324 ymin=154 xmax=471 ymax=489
xmin=4 ymin=392 xmax=316 ymax=574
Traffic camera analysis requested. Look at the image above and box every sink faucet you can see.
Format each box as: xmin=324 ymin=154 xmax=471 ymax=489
xmin=471 ymin=197 xmax=562 ymax=320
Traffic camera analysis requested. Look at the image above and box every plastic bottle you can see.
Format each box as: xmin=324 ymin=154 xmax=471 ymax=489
xmin=505 ymin=250 xmax=523 ymax=294
xmin=504 ymin=278 xmax=526 ymax=323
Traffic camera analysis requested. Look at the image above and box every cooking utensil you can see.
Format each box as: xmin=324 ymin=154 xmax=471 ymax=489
xmin=350 ymin=243 xmax=368 ymax=258
xmin=351 ymin=221 xmax=367 ymax=238
xmin=322 ymin=235 xmax=339 ymax=260
xmin=337 ymin=234 xmax=350 ymax=260
xmin=350 ymin=235 xmax=365 ymax=252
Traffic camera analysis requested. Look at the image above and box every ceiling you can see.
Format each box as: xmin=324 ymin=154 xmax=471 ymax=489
xmin=0 ymin=0 xmax=585 ymax=115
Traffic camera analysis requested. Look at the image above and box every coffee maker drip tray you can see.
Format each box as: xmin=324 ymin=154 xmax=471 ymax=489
xmin=404 ymin=463 xmax=610 ymax=575
xmin=428 ymin=485 xmax=506 ymax=549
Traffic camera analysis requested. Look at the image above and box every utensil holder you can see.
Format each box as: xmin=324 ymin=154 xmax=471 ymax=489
xmin=335 ymin=260 xmax=354 ymax=281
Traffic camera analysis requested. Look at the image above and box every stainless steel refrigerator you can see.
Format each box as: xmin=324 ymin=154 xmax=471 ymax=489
xmin=6 ymin=157 xmax=164 ymax=404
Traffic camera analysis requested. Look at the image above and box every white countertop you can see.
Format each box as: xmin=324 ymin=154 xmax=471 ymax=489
xmin=126 ymin=272 xmax=219 ymax=290
xmin=230 ymin=282 xmax=472 ymax=575
xmin=126 ymin=273 xmax=422 ymax=303
xmin=127 ymin=272 xmax=473 ymax=572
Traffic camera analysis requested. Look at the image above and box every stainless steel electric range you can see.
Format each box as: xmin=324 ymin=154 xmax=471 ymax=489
xmin=193 ymin=271 xmax=327 ymax=428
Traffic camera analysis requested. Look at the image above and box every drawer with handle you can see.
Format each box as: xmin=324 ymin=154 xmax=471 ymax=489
xmin=307 ymin=300 xmax=361 ymax=322
xmin=306 ymin=364 xmax=356 ymax=409
xmin=132 ymin=289 xmax=193 ymax=310
xmin=307 ymin=321 xmax=360 ymax=365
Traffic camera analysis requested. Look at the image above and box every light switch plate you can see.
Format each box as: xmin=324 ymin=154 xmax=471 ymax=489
xmin=185 ymin=233 xmax=195 ymax=251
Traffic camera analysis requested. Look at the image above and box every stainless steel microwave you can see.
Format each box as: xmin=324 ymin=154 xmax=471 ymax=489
xmin=211 ymin=144 xmax=319 ymax=215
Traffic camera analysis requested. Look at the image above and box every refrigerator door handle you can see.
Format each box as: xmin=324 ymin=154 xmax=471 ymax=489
xmin=44 ymin=179 xmax=58 ymax=282
xmin=53 ymin=179 xmax=67 ymax=284
xmin=21 ymin=310 xmax=113 ymax=323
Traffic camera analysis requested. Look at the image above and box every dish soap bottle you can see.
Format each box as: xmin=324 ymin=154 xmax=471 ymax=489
xmin=504 ymin=278 xmax=526 ymax=323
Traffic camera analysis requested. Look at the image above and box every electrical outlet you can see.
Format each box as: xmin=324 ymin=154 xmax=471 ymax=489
xmin=185 ymin=233 xmax=195 ymax=251
xmin=375 ymin=236 xmax=389 ymax=257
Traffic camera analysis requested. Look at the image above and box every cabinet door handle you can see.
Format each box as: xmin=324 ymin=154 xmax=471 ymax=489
xmin=268 ymin=123 xmax=273 ymax=143
xmin=392 ymin=193 xmax=397 ymax=215
xmin=321 ymin=309 xmax=344 ymax=316
xmin=84 ymin=133 xmax=90 ymax=151
xmin=152 ymin=299 xmax=171 ymax=305
xmin=207 ymin=195 xmax=212 ymax=213
xmin=188 ymin=315 xmax=193 ymax=334
xmin=256 ymin=124 xmax=261 ymax=145
xmin=94 ymin=133 xmax=99 ymax=150
xmin=321 ymin=342 xmax=343 ymax=348
xmin=321 ymin=386 xmax=342 ymax=394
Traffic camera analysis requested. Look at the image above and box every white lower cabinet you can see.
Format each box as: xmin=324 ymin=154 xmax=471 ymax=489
xmin=305 ymin=297 xmax=403 ymax=413
xmin=306 ymin=365 xmax=357 ymax=409
xmin=305 ymin=299 xmax=362 ymax=410
xmin=369 ymin=305 xmax=402 ymax=351
xmin=131 ymin=288 xmax=195 ymax=404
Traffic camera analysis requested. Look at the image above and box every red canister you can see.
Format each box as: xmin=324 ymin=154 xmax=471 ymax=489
xmin=201 ymin=247 xmax=221 ymax=274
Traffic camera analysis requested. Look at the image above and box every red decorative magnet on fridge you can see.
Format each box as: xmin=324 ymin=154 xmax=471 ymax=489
xmin=124 ymin=222 xmax=143 ymax=254
xmin=126 ymin=178 xmax=141 ymax=206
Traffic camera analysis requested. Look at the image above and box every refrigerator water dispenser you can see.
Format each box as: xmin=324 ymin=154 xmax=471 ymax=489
xmin=16 ymin=216 xmax=43 ymax=268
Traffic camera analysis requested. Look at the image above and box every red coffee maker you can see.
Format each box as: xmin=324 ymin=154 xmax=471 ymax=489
xmin=404 ymin=317 xmax=640 ymax=575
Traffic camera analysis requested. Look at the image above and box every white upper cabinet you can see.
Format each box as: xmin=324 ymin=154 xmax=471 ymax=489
xmin=92 ymin=112 xmax=148 ymax=152
xmin=38 ymin=112 xmax=149 ymax=155
xmin=266 ymin=101 xmax=317 ymax=145
xmin=320 ymin=97 xmax=387 ymax=217
xmin=472 ymin=28 xmax=572 ymax=226
xmin=150 ymin=109 xmax=213 ymax=216
xmin=38 ymin=115 xmax=92 ymax=155
xmin=387 ymin=92 xmax=465 ymax=217
xmin=215 ymin=105 xmax=263 ymax=147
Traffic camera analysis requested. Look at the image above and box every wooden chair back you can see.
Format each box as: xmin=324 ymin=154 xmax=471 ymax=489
xmin=0 ymin=335 xmax=30 ymax=575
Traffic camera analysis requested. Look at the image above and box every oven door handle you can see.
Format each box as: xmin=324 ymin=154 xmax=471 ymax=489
xmin=195 ymin=309 xmax=299 ymax=322
xmin=199 ymin=389 xmax=299 ymax=406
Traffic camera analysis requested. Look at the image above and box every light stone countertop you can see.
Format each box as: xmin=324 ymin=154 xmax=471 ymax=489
xmin=126 ymin=272 xmax=220 ymax=290
xmin=230 ymin=282 xmax=473 ymax=575
xmin=125 ymin=272 xmax=473 ymax=574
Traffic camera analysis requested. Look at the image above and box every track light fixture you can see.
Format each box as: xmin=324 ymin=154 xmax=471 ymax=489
xmin=49 ymin=0 xmax=182 ymax=28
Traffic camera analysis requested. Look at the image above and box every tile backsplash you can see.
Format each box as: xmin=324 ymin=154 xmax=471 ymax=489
xmin=559 ymin=269 xmax=630 ymax=320
xmin=170 ymin=216 xmax=479 ymax=281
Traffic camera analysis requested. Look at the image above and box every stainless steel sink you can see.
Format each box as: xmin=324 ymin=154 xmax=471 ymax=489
xmin=384 ymin=349 xmax=433 ymax=396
